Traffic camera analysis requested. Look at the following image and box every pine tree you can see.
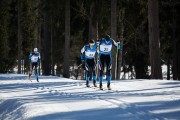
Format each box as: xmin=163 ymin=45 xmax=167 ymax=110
xmin=111 ymin=0 xmax=117 ymax=80
xmin=63 ymin=0 xmax=70 ymax=78
xmin=148 ymin=0 xmax=162 ymax=79
xmin=0 ymin=0 xmax=10 ymax=72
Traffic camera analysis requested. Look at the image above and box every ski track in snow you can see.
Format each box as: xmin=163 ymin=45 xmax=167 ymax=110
xmin=0 ymin=74 xmax=180 ymax=120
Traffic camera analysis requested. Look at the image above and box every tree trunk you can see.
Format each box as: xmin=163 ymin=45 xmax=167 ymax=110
xmin=167 ymin=55 xmax=170 ymax=80
xmin=178 ymin=41 xmax=180 ymax=80
xmin=111 ymin=0 xmax=117 ymax=80
xmin=18 ymin=0 xmax=22 ymax=74
xmin=38 ymin=5 xmax=42 ymax=76
xmin=172 ymin=6 xmax=178 ymax=80
xmin=34 ymin=1 xmax=39 ymax=48
xmin=88 ymin=3 xmax=93 ymax=41
xmin=51 ymin=17 xmax=54 ymax=75
xmin=63 ymin=0 xmax=70 ymax=78
xmin=117 ymin=8 xmax=125 ymax=80
xmin=88 ymin=2 xmax=96 ymax=41
xmin=148 ymin=0 xmax=162 ymax=79
xmin=37 ymin=19 xmax=42 ymax=75
xmin=43 ymin=0 xmax=50 ymax=75
xmin=91 ymin=22 xmax=97 ymax=41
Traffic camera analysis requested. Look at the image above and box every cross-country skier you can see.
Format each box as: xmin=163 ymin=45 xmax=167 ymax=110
xmin=29 ymin=48 xmax=41 ymax=82
xmin=98 ymin=35 xmax=120 ymax=90
xmin=80 ymin=39 xmax=98 ymax=87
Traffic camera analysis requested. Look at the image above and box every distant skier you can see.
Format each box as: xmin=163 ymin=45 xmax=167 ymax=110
xmin=80 ymin=39 xmax=98 ymax=87
xmin=98 ymin=35 xmax=120 ymax=90
xmin=29 ymin=48 xmax=41 ymax=82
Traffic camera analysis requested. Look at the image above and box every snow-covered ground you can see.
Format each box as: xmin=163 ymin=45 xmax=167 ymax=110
xmin=0 ymin=74 xmax=180 ymax=120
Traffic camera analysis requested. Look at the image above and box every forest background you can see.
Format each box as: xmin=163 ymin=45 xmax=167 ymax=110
xmin=0 ymin=0 xmax=179 ymax=80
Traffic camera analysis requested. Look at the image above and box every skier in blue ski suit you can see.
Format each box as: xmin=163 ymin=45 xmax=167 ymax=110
xmin=80 ymin=39 xmax=98 ymax=87
xmin=29 ymin=48 xmax=41 ymax=82
xmin=98 ymin=35 xmax=120 ymax=90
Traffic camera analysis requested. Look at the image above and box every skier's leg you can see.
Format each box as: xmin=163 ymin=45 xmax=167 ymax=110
xmin=90 ymin=59 xmax=97 ymax=87
xmin=85 ymin=61 xmax=90 ymax=87
xmin=30 ymin=63 xmax=35 ymax=78
xmin=29 ymin=63 xmax=32 ymax=78
xmin=35 ymin=63 xmax=39 ymax=82
xmin=99 ymin=55 xmax=104 ymax=90
xmin=92 ymin=70 xmax=97 ymax=87
xmin=106 ymin=55 xmax=112 ymax=90
xmin=32 ymin=63 xmax=35 ymax=74
xmin=106 ymin=70 xmax=111 ymax=90
xmin=99 ymin=70 xmax=103 ymax=89
xmin=106 ymin=66 xmax=111 ymax=83
xmin=86 ymin=70 xmax=90 ymax=87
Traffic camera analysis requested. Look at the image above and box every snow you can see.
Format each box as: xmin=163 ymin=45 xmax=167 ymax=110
xmin=0 ymin=74 xmax=180 ymax=120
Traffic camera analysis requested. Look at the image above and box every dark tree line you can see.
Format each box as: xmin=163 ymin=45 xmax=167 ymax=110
xmin=0 ymin=0 xmax=180 ymax=80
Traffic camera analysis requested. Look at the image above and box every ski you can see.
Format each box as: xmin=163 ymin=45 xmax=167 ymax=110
xmin=88 ymin=84 xmax=114 ymax=92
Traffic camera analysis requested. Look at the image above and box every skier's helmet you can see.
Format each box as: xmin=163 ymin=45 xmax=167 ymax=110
xmin=104 ymin=35 xmax=110 ymax=42
xmin=89 ymin=39 xmax=95 ymax=49
xmin=34 ymin=48 xmax=38 ymax=52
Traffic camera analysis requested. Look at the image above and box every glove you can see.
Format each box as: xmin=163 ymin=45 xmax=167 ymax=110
xmin=118 ymin=43 xmax=120 ymax=50
xmin=85 ymin=65 xmax=89 ymax=71
xmin=117 ymin=40 xmax=120 ymax=50
xmin=96 ymin=39 xmax=100 ymax=44
xmin=98 ymin=61 xmax=102 ymax=70
xmin=29 ymin=55 xmax=32 ymax=62
xmin=108 ymin=63 xmax=112 ymax=70
xmin=116 ymin=39 xmax=120 ymax=44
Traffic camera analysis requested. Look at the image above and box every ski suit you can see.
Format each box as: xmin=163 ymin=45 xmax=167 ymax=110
xmin=29 ymin=52 xmax=41 ymax=75
xmin=80 ymin=44 xmax=97 ymax=86
xmin=98 ymin=38 xmax=120 ymax=86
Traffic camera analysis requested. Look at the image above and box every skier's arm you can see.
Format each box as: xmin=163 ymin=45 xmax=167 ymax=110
xmin=29 ymin=53 xmax=32 ymax=62
xmin=38 ymin=53 xmax=41 ymax=64
xmin=80 ymin=46 xmax=85 ymax=60
xmin=112 ymin=39 xmax=120 ymax=50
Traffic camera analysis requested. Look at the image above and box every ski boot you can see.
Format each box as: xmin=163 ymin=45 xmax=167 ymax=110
xmin=35 ymin=72 xmax=39 ymax=82
xmin=99 ymin=83 xmax=103 ymax=90
xmin=86 ymin=81 xmax=90 ymax=87
xmin=29 ymin=73 xmax=32 ymax=80
xmin=93 ymin=80 xmax=97 ymax=87
xmin=107 ymin=83 xmax=111 ymax=90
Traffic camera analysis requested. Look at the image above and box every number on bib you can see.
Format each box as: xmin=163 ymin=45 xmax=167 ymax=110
xmin=104 ymin=48 xmax=108 ymax=51
xmin=32 ymin=56 xmax=38 ymax=61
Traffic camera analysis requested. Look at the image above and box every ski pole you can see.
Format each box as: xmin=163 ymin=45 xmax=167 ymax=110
xmin=96 ymin=39 xmax=100 ymax=80
xmin=77 ymin=63 xmax=83 ymax=68
xmin=115 ymin=39 xmax=120 ymax=80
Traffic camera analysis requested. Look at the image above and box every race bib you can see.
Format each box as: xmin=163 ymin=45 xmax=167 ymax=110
xmin=85 ymin=51 xmax=96 ymax=58
xmin=100 ymin=44 xmax=112 ymax=52
xmin=31 ymin=56 xmax=38 ymax=61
